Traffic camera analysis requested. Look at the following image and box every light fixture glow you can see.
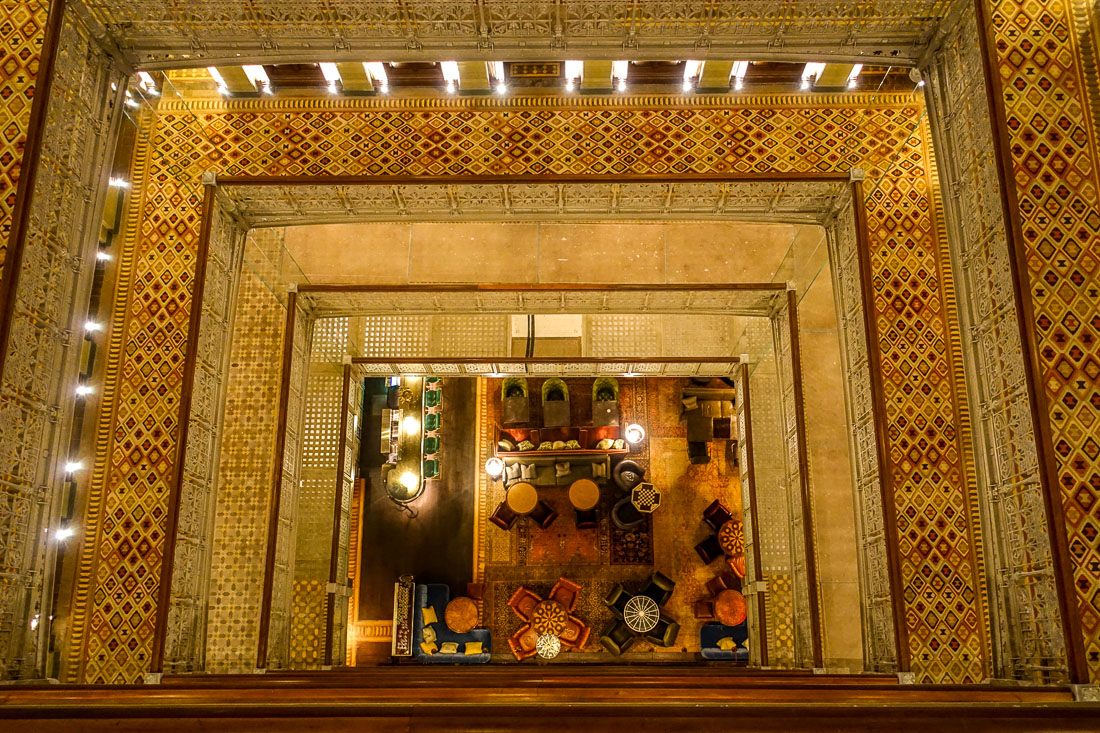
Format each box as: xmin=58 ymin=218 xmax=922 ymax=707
xmin=30 ymin=614 xmax=39 ymax=631
xmin=485 ymin=457 xmax=504 ymax=477
xmin=624 ymin=423 xmax=646 ymax=444
xmin=64 ymin=461 xmax=83 ymax=474
xmin=54 ymin=526 xmax=75 ymax=541
xmin=402 ymin=415 xmax=420 ymax=436
xmin=445 ymin=80 xmax=456 ymax=94
xmin=243 ymin=65 xmax=270 ymax=91
xmin=683 ymin=59 xmax=703 ymax=91
xmin=496 ymin=81 xmax=507 ymax=94
xmin=612 ymin=60 xmax=629 ymax=91
xmin=137 ymin=71 xmax=158 ymax=95
xmin=108 ymin=176 xmax=129 ymax=188
xmin=84 ymin=321 xmax=102 ymax=333
xmin=846 ymin=63 xmax=863 ymax=88
xmin=207 ymin=67 xmax=229 ymax=95
xmin=564 ymin=60 xmax=582 ymax=92
xmin=76 ymin=384 xmax=94 ymax=397
xmin=917 ymin=79 xmax=926 ymax=87
xmin=96 ymin=250 xmax=112 ymax=261
xmin=440 ymin=61 xmax=460 ymax=83
xmin=400 ymin=471 xmax=419 ymax=492
xmin=801 ymin=62 xmax=826 ymax=81
xmin=364 ymin=62 xmax=389 ymax=89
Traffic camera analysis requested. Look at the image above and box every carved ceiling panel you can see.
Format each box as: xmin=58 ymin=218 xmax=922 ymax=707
xmin=226 ymin=180 xmax=850 ymax=228
xmin=76 ymin=0 xmax=956 ymax=68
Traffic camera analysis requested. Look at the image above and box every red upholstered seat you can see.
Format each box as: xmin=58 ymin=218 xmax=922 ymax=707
xmin=549 ymin=577 xmax=582 ymax=612
xmin=508 ymin=623 xmax=540 ymax=661
xmin=507 ymin=586 xmax=541 ymax=621
xmin=559 ymin=616 xmax=591 ymax=650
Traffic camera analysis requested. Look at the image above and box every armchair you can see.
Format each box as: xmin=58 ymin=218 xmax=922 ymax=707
xmin=644 ymin=616 xmax=680 ymax=648
xmin=528 ymin=500 xmax=559 ymax=529
xmin=507 ymin=586 xmax=541 ymax=620
xmin=490 ymin=501 xmax=519 ymax=531
xmin=702 ymin=499 xmax=734 ymax=532
xmin=604 ymin=583 xmax=631 ymax=619
xmin=694 ymin=534 xmax=723 ymax=564
xmin=550 ymin=577 xmax=582 ymax=612
xmin=640 ymin=571 xmax=675 ymax=608
xmin=599 ymin=619 xmax=636 ymax=656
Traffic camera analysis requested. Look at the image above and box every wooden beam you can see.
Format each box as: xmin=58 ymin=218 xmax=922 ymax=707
xmin=149 ymin=184 xmax=216 ymax=675
xmin=323 ymin=364 xmax=352 ymax=667
xmin=697 ymin=61 xmax=734 ymax=92
xmin=972 ymin=0 xmax=1087 ymax=683
xmin=456 ymin=61 xmax=490 ymax=92
xmin=335 ymin=63 xmax=371 ymax=93
xmin=851 ymin=180 xmax=910 ymax=672
xmin=213 ymin=66 xmax=256 ymax=93
xmin=256 ymin=287 xmax=298 ymax=670
xmin=580 ymin=60 xmax=613 ymax=92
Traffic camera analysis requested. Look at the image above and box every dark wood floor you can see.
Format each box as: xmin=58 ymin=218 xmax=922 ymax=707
xmin=356 ymin=377 xmax=477 ymax=620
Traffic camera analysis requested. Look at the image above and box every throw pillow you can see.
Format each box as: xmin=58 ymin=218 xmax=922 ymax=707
xmin=716 ymin=636 xmax=736 ymax=651
xmin=613 ymin=439 xmax=626 ymax=450
xmin=552 ymin=440 xmax=566 ymax=450
xmin=591 ymin=462 xmax=608 ymax=479
xmin=565 ymin=439 xmax=581 ymax=450
xmin=419 ymin=641 xmax=438 ymax=655
xmin=439 ymin=641 xmax=459 ymax=655
xmin=681 ymin=395 xmax=698 ymax=410
xmin=505 ymin=463 xmax=521 ymax=483
xmin=555 ymin=462 xmax=571 ymax=477
xmin=517 ymin=440 xmax=535 ymax=451
xmin=520 ymin=463 xmax=535 ymax=480
xmin=497 ymin=439 xmax=516 ymax=452
xmin=422 ymin=625 xmax=437 ymax=643
xmin=421 ymin=606 xmax=438 ymax=625
xmin=464 ymin=641 xmax=484 ymax=655
xmin=596 ymin=438 xmax=614 ymax=450
xmin=538 ymin=441 xmax=554 ymax=451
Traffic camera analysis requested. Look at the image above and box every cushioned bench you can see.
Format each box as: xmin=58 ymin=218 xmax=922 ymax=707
xmin=412 ymin=583 xmax=492 ymax=664
xmin=700 ymin=621 xmax=749 ymax=661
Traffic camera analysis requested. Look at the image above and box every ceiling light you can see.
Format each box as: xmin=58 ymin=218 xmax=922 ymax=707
xmin=731 ymin=60 xmax=748 ymax=90
xmin=683 ymin=60 xmax=703 ymax=91
xmin=445 ymin=80 xmax=456 ymax=93
xmin=441 ymin=61 xmax=460 ymax=82
xmin=76 ymin=384 xmax=94 ymax=397
xmin=917 ymin=79 xmax=926 ymax=87
xmin=364 ymin=62 xmax=388 ymax=89
xmin=243 ymin=64 xmax=269 ymax=87
xmin=207 ymin=67 xmax=229 ymax=95
xmin=612 ymin=59 xmax=629 ymax=92
xmin=564 ymin=60 xmax=583 ymax=92
xmin=496 ymin=81 xmax=507 ymax=94
xmin=624 ymin=423 xmax=646 ymax=444
xmin=137 ymin=71 xmax=158 ymax=95
xmin=319 ymin=62 xmax=341 ymax=93
xmin=402 ymin=415 xmax=420 ymax=436
xmin=485 ymin=457 xmax=504 ymax=477
xmin=846 ymin=63 xmax=863 ymax=88
xmin=801 ymin=62 xmax=825 ymax=91
xmin=54 ymin=526 xmax=75 ymax=541
xmin=84 ymin=321 xmax=102 ymax=333
xmin=108 ymin=176 xmax=129 ymax=188
xmin=400 ymin=471 xmax=419 ymax=492
xmin=63 ymin=461 xmax=82 ymax=474
xmin=96 ymin=250 xmax=112 ymax=261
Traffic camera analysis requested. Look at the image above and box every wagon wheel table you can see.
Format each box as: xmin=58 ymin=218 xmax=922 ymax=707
xmin=622 ymin=594 xmax=660 ymax=633
xmin=718 ymin=519 xmax=744 ymax=556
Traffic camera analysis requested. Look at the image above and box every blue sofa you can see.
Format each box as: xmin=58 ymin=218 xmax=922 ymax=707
xmin=412 ymin=583 xmax=492 ymax=664
xmin=700 ymin=621 xmax=749 ymax=661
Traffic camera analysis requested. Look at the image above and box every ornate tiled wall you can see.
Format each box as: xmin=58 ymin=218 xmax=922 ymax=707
xmin=204 ymin=261 xmax=284 ymax=674
xmin=74 ymin=92 xmax=984 ymax=682
xmin=983 ymin=0 xmax=1100 ymax=680
xmin=0 ymin=3 xmax=121 ymax=680
xmin=0 ymin=0 xmax=47 ymax=280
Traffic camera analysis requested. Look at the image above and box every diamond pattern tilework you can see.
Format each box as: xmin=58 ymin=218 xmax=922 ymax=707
xmin=204 ymin=266 xmax=285 ymax=674
xmin=80 ymin=93 xmax=984 ymax=683
xmin=0 ymin=0 xmax=47 ymax=280
xmin=985 ymin=0 xmax=1100 ymax=681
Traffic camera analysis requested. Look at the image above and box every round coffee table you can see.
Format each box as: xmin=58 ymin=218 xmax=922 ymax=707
xmin=568 ymin=478 xmax=600 ymax=511
xmin=622 ymin=594 xmax=660 ymax=633
xmin=444 ymin=596 xmax=479 ymax=634
xmin=531 ymin=599 xmax=567 ymax=635
xmin=506 ymin=482 xmax=538 ymax=515
xmin=718 ymin=519 xmax=744 ymax=556
xmin=714 ymin=589 xmax=747 ymax=626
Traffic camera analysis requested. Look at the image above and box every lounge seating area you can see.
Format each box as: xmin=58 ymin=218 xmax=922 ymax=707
xmin=373 ymin=376 xmax=755 ymax=666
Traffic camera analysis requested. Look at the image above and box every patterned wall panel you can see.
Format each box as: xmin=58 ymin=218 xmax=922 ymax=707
xmin=76 ymin=92 xmax=984 ymax=683
xmin=0 ymin=3 xmax=122 ymax=680
xmin=204 ymin=263 xmax=284 ymax=674
xmin=983 ymin=0 xmax=1100 ymax=681
xmin=924 ymin=7 xmax=1066 ymax=681
xmin=0 ymin=0 xmax=47 ymax=280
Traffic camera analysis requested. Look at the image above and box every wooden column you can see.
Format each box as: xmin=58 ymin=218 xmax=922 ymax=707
xmin=323 ymin=363 xmax=352 ymax=667
xmin=786 ymin=288 xmax=823 ymax=668
xmin=149 ymin=184 xmax=216 ymax=675
xmin=972 ymin=0 xmax=1087 ymax=684
xmin=256 ymin=287 xmax=298 ymax=670
xmin=850 ymin=180 xmax=910 ymax=672
xmin=739 ymin=362 xmax=769 ymax=667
